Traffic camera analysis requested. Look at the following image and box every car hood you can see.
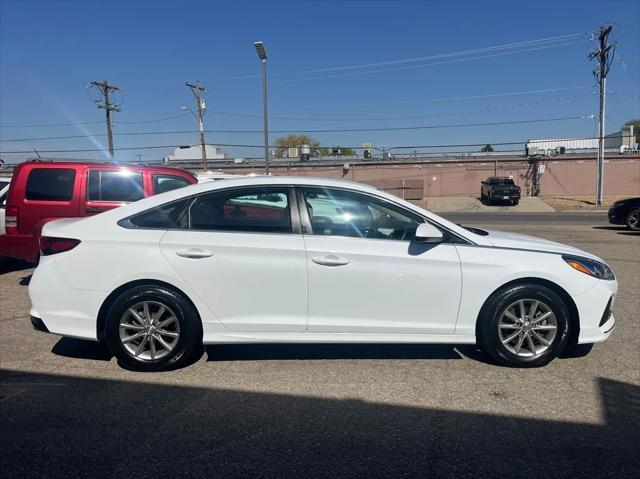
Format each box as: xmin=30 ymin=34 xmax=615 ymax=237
xmin=482 ymin=229 xmax=601 ymax=260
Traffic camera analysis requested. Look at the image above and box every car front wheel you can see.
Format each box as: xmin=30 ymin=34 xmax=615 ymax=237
xmin=626 ymin=209 xmax=640 ymax=231
xmin=104 ymin=285 xmax=202 ymax=371
xmin=477 ymin=283 xmax=569 ymax=367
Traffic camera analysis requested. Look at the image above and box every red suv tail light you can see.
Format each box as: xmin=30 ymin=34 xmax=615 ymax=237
xmin=5 ymin=206 xmax=18 ymax=234
xmin=39 ymin=236 xmax=81 ymax=256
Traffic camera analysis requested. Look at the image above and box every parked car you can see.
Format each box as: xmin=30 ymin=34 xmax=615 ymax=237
xmin=0 ymin=162 xmax=196 ymax=262
xmin=481 ymin=177 xmax=521 ymax=205
xmin=29 ymin=176 xmax=616 ymax=371
xmin=608 ymin=197 xmax=640 ymax=231
xmin=0 ymin=176 xmax=11 ymax=235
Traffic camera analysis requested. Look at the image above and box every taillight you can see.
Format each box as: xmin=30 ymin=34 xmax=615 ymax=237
xmin=5 ymin=206 xmax=18 ymax=234
xmin=39 ymin=236 xmax=81 ymax=256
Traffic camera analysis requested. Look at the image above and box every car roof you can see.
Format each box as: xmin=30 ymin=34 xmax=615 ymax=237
xmin=12 ymin=161 xmax=195 ymax=176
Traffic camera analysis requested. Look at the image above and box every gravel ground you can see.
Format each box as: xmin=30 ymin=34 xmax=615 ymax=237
xmin=1 ymin=217 xmax=638 ymax=478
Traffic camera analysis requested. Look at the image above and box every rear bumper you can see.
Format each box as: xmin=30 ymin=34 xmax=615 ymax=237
xmin=0 ymin=233 xmax=38 ymax=262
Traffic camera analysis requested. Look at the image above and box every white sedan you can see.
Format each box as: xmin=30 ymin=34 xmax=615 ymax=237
xmin=29 ymin=177 xmax=617 ymax=371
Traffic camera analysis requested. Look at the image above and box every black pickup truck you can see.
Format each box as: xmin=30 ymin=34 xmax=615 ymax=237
xmin=481 ymin=177 xmax=521 ymax=205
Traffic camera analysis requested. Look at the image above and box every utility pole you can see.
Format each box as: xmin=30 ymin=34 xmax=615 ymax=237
xmin=186 ymin=81 xmax=208 ymax=171
xmin=89 ymin=80 xmax=120 ymax=161
xmin=589 ymin=25 xmax=614 ymax=206
xmin=254 ymin=42 xmax=270 ymax=175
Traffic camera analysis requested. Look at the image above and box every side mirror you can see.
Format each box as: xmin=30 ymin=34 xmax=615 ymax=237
xmin=414 ymin=223 xmax=444 ymax=243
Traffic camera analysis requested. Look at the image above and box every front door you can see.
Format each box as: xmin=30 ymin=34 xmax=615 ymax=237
xmin=300 ymin=187 xmax=462 ymax=334
xmin=160 ymin=186 xmax=308 ymax=332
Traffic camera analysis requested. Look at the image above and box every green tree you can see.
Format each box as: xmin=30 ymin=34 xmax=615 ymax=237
xmin=623 ymin=119 xmax=640 ymax=143
xmin=273 ymin=134 xmax=321 ymax=158
xmin=481 ymin=144 xmax=494 ymax=152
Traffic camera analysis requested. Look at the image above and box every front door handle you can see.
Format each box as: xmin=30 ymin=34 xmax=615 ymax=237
xmin=85 ymin=207 xmax=104 ymax=214
xmin=312 ymin=255 xmax=350 ymax=267
xmin=175 ymin=249 xmax=213 ymax=259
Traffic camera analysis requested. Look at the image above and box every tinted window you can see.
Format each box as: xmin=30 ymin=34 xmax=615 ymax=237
xmin=303 ymin=187 xmax=422 ymax=241
xmin=189 ymin=187 xmax=291 ymax=233
xmin=26 ymin=168 xmax=76 ymax=201
xmin=129 ymin=198 xmax=191 ymax=228
xmin=88 ymin=170 xmax=144 ymax=202
xmin=152 ymin=174 xmax=191 ymax=194
xmin=489 ymin=178 xmax=515 ymax=186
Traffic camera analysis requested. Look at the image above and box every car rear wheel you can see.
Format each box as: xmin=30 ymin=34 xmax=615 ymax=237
xmin=477 ymin=283 xmax=569 ymax=367
xmin=104 ymin=285 xmax=202 ymax=371
xmin=626 ymin=209 xmax=640 ymax=231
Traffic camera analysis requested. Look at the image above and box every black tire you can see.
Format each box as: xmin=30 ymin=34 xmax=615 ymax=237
xmin=104 ymin=285 xmax=202 ymax=372
xmin=625 ymin=208 xmax=640 ymax=231
xmin=477 ymin=283 xmax=569 ymax=367
xmin=512 ymin=199 xmax=519 ymax=206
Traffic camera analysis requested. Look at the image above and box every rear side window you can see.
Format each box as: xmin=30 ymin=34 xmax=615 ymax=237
xmin=88 ymin=170 xmax=144 ymax=202
xmin=152 ymin=174 xmax=191 ymax=194
xmin=189 ymin=187 xmax=291 ymax=233
xmin=128 ymin=198 xmax=191 ymax=228
xmin=26 ymin=168 xmax=76 ymax=201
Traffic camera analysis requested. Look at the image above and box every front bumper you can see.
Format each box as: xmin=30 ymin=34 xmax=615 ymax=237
xmin=573 ymin=279 xmax=618 ymax=344
xmin=30 ymin=313 xmax=50 ymax=333
xmin=608 ymin=206 xmax=625 ymax=225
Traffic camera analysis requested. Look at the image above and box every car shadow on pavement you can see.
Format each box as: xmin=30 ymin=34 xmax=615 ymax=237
xmin=592 ymin=225 xmax=639 ymax=236
xmin=51 ymin=337 xmax=113 ymax=361
xmin=0 ymin=370 xmax=638 ymax=478
xmin=206 ymin=343 xmax=487 ymax=362
xmin=0 ymin=258 xmax=32 ymax=276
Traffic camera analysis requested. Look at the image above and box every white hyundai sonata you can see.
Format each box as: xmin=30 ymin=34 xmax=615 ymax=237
xmin=28 ymin=176 xmax=616 ymax=371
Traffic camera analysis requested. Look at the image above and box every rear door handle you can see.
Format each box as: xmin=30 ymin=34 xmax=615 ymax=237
xmin=312 ymin=255 xmax=350 ymax=267
xmin=175 ymin=249 xmax=213 ymax=259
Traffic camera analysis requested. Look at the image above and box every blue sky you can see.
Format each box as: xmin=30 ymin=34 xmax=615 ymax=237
xmin=1 ymin=0 xmax=638 ymax=163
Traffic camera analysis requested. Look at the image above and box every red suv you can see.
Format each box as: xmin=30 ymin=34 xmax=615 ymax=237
xmin=0 ymin=161 xmax=197 ymax=262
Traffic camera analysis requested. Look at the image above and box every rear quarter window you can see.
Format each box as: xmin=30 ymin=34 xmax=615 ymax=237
xmin=152 ymin=174 xmax=192 ymax=194
xmin=25 ymin=168 xmax=76 ymax=201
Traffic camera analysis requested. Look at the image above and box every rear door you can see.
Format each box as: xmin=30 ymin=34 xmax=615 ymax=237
xmin=159 ymin=185 xmax=308 ymax=332
xmin=83 ymin=167 xmax=145 ymax=215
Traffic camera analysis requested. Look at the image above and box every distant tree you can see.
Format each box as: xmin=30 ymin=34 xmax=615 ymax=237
xmin=481 ymin=144 xmax=494 ymax=152
xmin=274 ymin=134 xmax=321 ymax=158
xmin=623 ymin=119 xmax=640 ymax=143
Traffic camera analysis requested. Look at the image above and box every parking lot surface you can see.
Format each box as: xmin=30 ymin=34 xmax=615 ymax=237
xmin=1 ymin=214 xmax=638 ymax=478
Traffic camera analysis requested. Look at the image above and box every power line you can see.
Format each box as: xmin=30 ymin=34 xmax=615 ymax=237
xmin=0 ymin=86 xmax=592 ymax=130
xmin=0 ymin=116 xmax=592 ymax=143
xmin=207 ymin=93 xmax=592 ymax=122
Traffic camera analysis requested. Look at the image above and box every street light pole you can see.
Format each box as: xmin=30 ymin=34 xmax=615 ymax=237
xmin=186 ymin=81 xmax=208 ymax=171
xmin=255 ymin=41 xmax=270 ymax=175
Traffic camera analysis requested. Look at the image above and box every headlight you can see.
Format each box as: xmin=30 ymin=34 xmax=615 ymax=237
xmin=562 ymin=255 xmax=615 ymax=280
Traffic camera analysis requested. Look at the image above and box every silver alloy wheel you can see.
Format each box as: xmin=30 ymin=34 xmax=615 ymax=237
xmin=119 ymin=301 xmax=180 ymax=361
xmin=627 ymin=211 xmax=640 ymax=231
xmin=498 ymin=299 xmax=557 ymax=358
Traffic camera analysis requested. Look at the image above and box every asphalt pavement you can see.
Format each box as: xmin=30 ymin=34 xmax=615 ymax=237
xmin=1 ymin=212 xmax=638 ymax=478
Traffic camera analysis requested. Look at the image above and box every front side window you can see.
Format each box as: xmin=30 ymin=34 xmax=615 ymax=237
xmin=302 ymin=187 xmax=422 ymax=241
xmin=87 ymin=170 xmax=144 ymax=202
xmin=188 ymin=187 xmax=291 ymax=233
xmin=152 ymin=174 xmax=191 ymax=194
xmin=25 ymin=168 xmax=76 ymax=201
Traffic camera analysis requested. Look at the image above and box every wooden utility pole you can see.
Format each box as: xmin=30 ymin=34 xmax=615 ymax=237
xmin=90 ymin=80 xmax=120 ymax=160
xmin=186 ymin=81 xmax=208 ymax=171
xmin=589 ymin=25 xmax=614 ymax=206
